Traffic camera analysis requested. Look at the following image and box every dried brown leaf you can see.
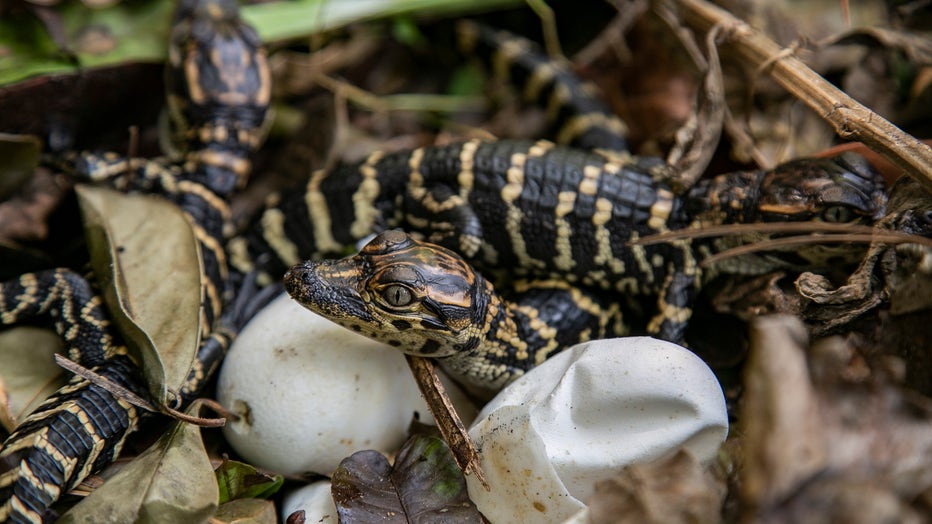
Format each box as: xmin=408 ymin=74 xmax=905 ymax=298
xmin=739 ymin=316 xmax=932 ymax=521
xmin=0 ymin=326 xmax=66 ymax=432
xmin=76 ymin=185 xmax=203 ymax=407
xmin=211 ymin=498 xmax=277 ymax=524
xmin=331 ymin=435 xmax=482 ymax=524
xmin=587 ymin=450 xmax=725 ymax=524
xmin=740 ymin=316 xmax=827 ymax=506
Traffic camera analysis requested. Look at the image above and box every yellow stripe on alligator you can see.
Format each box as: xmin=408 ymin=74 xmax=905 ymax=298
xmin=350 ymin=150 xmax=385 ymax=239
xmin=553 ymin=191 xmax=576 ymax=271
xmin=261 ymin=207 xmax=301 ymax=267
xmin=501 ymin=149 xmax=544 ymax=270
xmin=456 ymin=139 xmax=480 ymax=195
xmin=523 ymin=61 xmax=558 ymax=102
xmin=556 ymin=112 xmax=629 ymax=146
xmin=306 ymin=169 xmax=342 ymax=253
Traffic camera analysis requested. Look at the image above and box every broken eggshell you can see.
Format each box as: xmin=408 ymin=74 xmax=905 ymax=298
xmin=466 ymin=337 xmax=729 ymax=523
xmin=216 ymin=292 xmax=473 ymax=476
xmin=281 ymin=480 xmax=337 ymax=523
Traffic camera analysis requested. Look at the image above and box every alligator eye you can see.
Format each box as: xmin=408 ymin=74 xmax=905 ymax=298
xmin=382 ymin=285 xmax=414 ymax=307
xmin=821 ymin=205 xmax=854 ymax=223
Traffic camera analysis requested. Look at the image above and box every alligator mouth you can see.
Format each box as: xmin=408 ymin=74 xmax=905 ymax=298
xmin=284 ymin=261 xmax=374 ymax=322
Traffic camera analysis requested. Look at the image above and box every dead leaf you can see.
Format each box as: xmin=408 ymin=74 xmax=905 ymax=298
xmin=0 ymin=326 xmax=66 ymax=432
xmin=740 ymin=316 xmax=827 ymax=506
xmin=331 ymin=435 xmax=482 ymax=523
xmin=739 ymin=316 xmax=932 ymax=521
xmin=211 ymin=498 xmax=277 ymax=524
xmin=0 ymin=167 xmax=72 ymax=244
xmin=76 ymin=184 xmax=203 ymax=407
xmin=587 ymin=450 xmax=726 ymax=524
xmin=824 ymin=28 xmax=932 ymax=66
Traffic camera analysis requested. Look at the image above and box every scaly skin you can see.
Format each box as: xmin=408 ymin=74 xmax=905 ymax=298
xmin=285 ymin=230 xmax=626 ymax=393
xmin=233 ymin=140 xmax=885 ymax=343
xmin=0 ymin=0 xmax=269 ymax=520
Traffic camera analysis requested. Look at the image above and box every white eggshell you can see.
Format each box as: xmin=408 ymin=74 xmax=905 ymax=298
xmin=217 ymin=293 xmax=435 ymax=476
xmin=465 ymin=337 xmax=729 ymax=524
xmin=281 ymin=481 xmax=337 ymax=523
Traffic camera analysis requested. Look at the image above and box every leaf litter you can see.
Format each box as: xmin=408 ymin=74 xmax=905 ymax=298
xmin=0 ymin=0 xmax=931 ymax=521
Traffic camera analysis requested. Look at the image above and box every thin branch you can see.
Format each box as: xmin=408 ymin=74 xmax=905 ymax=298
xmin=700 ymin=232 xmax=932 ymax=267
xmin=663 ymin=0 xmax=932 ymax=191
xmin=55 ymin=354 xmax=158 ymax=413
xmin=405 ymin=355 xmax=489 ymax=490
xmin=630 ymin=221 xmax=881 ymax=245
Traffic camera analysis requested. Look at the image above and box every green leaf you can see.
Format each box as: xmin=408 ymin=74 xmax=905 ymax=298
xmin=0 ymin=14 xmax=75 ymax=86
xmin=212 ymin=498 xmax=277 ymax=524
xmin=0 ymin=0 xmax=174 ymax=86
xmin=57 ymin=405 xmax=218 ymax=523
xmin=0 ymin=0 xmax=522 ymax=87
xmin=61 ymin=0 xmax=174 ymax=69
xmin=75 ymin=184 xmax=202 ymax=406
xmin=216 ymin=459 xmax=284 ymax=504
xmin=0 ymin=327 xmax=66 ymax=433
xmin=447 ymin=63 xmax=486 ymax=98
xmin=331 ymin=435 xmax=482 ymax=523
xmin=391 ymin=16 xmax=428 ymax=48
xmin=241 ymin=0 xmax=522 ymax=44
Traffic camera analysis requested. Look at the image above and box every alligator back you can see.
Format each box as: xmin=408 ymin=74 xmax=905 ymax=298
xmin=232 ymin=139 xmax=691 ymax=296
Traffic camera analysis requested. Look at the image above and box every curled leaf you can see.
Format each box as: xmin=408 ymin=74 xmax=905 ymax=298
xmin=76 ymin=184 xmax=202 ymax=406
xmin=216 ymin=459 xmax=284 ymax=504
xmin=332 ymin=435 xmax=482 ymax=523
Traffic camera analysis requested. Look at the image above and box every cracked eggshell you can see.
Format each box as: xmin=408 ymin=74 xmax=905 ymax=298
xmin=466 ymin=337 xmax=729 ymax=524
xmin=217 ymin=293 xmax=440 ymax=476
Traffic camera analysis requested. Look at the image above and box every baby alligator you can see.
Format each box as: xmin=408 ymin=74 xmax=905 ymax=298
xmin=233 ymin=140 xmax=885 ymax=345
xmin=0 ymin=0 xmax=269 ymax=520
xmin=286 ymin=229 xmax=626 ymax=393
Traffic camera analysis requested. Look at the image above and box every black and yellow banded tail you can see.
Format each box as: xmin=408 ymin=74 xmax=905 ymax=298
xmin=456 ymin=20 xmax=628 ymax=151
xmin=0 ymin=270 xmax=126 ymax=367
xmin=0 ymin=270 xmax=146 ymax=524
xmin=0 ymin=0 xmax=270 ymax=519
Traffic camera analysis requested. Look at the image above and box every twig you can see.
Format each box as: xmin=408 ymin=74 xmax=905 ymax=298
xmin=573 ymin=0 xmax=647 ymax=65
xmin=313 ymin=74 xmax=486 ymax=114
xmin=54 ymin=354 xmax=227 ymax=428
xmin=55 ymin=353 xmax=158 ymax=413
xmin=163 ymin=399 xmax=228 ymax=428
xmin=405 ymin=355 xmax=489 ymax=490
xmin=631 ymin=221 xmax=881 ymax=245
xmin=701 ymin=232 xmax=932 ymax=267
xmin=525 ymin=0 xmax=564 ymax=59
xmin=653 ymin=4 xmax=726 ymax=192
xmin=662 ymin=0 xmax=932 ymax=191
